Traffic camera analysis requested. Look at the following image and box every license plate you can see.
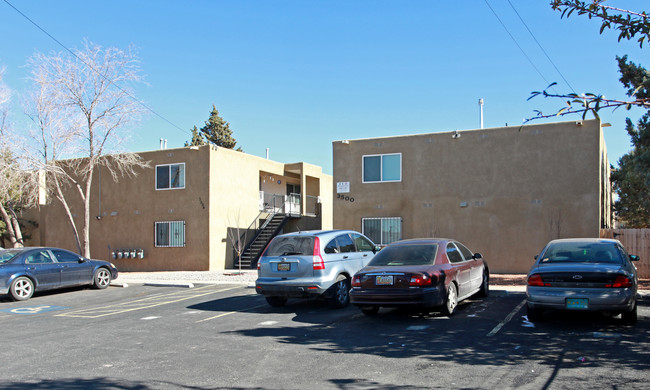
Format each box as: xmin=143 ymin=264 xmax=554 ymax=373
xmin=376 ymin=275 xmax=394 ymax=286
xmin=566 ymin=298 xmax=588 ymax=309
xmin=277 ymin=263 xmax=291 ymax=272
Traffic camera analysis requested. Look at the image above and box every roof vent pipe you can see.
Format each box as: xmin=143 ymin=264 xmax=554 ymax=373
xmin=479 ymin=98 xmax=484 ymax=129
xmin=266 ymin=148 xmax=270 ymax=159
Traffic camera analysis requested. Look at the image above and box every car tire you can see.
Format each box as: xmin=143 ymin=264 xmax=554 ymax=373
xmin=622 ymin=302 xmax=637 ymax=324
xmin=361 ymin=306 xmax=380 ymax=316
xmin=442 ymin=283 xmax=458 ymax=316
xmin=10 ymin=276 xmax=34 ymax=301
xmin=265 ymin=296 xmax=288 ymax=307
xmin=329 ymin=275 xmax=351 ymax=308
xmin=93 ymin=268 xmax=112 ymax=289
xmin=477 ymin=270 xmax=489 ymax=297
xmin=527 ymin=305 xmax=544 ymax=322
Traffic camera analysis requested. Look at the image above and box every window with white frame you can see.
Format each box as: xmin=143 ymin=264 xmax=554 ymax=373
xmin=156 ymin=163 xmax=185 ymax=190
xmin=155 ymin=221 xmax=186 ymax=247
xmin=362 ymin=153 xmax=401 ymax=183
xmin=362 ymin=217 xmax=402 ymax=246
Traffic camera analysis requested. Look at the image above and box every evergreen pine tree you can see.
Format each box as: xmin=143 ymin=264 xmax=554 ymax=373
xmin=200 ymin=105 xmax=239 ymax=149
xmin=185 ymin=125 xmax=206 ymax=147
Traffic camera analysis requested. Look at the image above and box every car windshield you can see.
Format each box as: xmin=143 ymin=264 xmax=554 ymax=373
xmin=0 ymin=248 xmax=23 ymax=264
xmin=368 ymin=244 xmax=438 ymax=266
xmin=540 ymin=242 xmax=622 ymax=264
xmin=265 ymin=236 xmax=315 ymax=256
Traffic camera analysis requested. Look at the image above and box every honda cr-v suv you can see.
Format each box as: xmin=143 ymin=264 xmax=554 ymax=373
xmin=255 ymin=230 xmax=378 ymax=308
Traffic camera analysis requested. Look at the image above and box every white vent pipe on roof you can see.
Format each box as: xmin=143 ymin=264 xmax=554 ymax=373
xmin=479 ymin=98 xmax=484 ymax=129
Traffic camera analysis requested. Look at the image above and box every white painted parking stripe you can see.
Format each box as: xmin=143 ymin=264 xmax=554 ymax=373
xmin=196 ymin=303 xmax=268 ymax=323
xmin=487 ymin=299 xmax=526 ymax=337
xmin=141 ymin=316 xmax=160 ymax=320
xmin=56 ymin=285 xmax=241 ymax=318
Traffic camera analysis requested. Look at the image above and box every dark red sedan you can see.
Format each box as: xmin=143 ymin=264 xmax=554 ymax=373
xmin=350 ymin=238 xmax=489 ymax=316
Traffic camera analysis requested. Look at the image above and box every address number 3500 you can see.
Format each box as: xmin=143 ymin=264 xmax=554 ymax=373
xmin=337 ymin=194 xmax=355 ymax=202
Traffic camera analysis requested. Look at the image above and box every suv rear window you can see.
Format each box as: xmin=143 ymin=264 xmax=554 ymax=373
xmin=265 ymin=236 xmax=315 ymax=256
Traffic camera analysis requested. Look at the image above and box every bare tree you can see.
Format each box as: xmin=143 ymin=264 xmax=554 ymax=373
xmin=21 ymin=40 xmax=149 ymax=257
xmin=226 ymin=210 xmax=249 ymax=274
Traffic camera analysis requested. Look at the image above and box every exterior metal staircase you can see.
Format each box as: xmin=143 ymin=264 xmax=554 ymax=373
xmin=236 ymin=213 xmax=290 ymax=269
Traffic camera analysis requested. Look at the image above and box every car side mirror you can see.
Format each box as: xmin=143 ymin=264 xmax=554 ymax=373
xmin=373 ymin=246 xmax=381 ymax=254
xmin=472 ymin=253 xmax=482 ymax=260
xmin=534 ymin=255 xmax=538 ymax=260
xmin=629 ymin=255 xmax=640 ymax=262
xmin=78 ymin=257 xmax=86 ymax=263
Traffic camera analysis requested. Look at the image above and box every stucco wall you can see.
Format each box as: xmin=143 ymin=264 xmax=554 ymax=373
xmin=26 ymin=144 xmax=333 ymax=271
xmin=332 ymin=119 xmax=607 ymax=273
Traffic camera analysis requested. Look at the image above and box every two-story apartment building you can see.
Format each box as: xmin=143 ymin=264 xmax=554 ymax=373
xmin=332 ymin=119 xmax=613 ymax=273
xmin=26 ymin=144 xmax=332 ymax=271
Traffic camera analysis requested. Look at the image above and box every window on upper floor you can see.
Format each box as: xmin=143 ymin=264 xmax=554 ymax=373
xmin=362 ymin=153 xmax=401 ymax=183
xmin=156 ymin=163 xmax=185 ymax=190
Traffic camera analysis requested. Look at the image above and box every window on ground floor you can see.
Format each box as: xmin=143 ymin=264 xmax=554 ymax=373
xmin=362 ymin=217 xmax=402 ymax=246
xmin=155 ymin=221 xmax=186 ymax=247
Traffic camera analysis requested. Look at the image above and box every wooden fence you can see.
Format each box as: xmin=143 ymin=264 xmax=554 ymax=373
xmin=600 ymin=229 xmax=650 ymax=279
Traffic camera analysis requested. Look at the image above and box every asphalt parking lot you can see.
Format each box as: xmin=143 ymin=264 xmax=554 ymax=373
xmin=1 ymin=283 xmax=649 ymax=390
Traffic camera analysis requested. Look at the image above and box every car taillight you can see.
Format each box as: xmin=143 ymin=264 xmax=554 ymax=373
xmin=606 ymin=275 xmax=633 ymax=288
xmin=527 ymin=274 xmax=549 ymax=287
xmin=352 ymin=276 xmax=361 ymax=287
xmin=409 ymin=274 xmax=432 ymax=287
xmin=313 ymin=237 xmax=325 ymax=270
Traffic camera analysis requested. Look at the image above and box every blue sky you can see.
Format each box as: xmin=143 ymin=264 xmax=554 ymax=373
xmin=1 ymin=0 xmax=647 ymax=174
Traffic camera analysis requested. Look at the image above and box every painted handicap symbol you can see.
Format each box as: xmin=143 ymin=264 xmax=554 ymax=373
xmin=2 ymin=305 xmax=69 ymax=315
xmin=11 ymin=306 xmax=52 ymax=314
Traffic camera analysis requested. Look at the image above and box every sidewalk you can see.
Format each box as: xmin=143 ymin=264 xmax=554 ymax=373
xmin=113 ymin=271 xmax=650 ymax=294
xmin=113 ymin=271 xmax=529 ymax=291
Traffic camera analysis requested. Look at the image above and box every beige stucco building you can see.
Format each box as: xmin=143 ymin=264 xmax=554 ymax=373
xmin=332 ymin=119 xmax=612 ymax=273
xmin=26 ymin=145 xmax=332 ymax=271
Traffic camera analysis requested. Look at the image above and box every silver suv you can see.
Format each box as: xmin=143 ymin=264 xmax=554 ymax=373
xmin=255 ymin=230 xmax=379 ymax=308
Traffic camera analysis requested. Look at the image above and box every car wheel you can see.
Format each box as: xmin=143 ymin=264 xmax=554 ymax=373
xmin=361 ymin=306 xmax=380 ymax=316
xmin=477 ymin=270 xmax=489 ymax=297
xmin=527 ymin=305 xmax=544 ymax=322
xmin=10 ymin=277 xmax=34 ymax=301
xmin=442 ymin=283 xmax=458 ymax=316
xmin=265 ymin=296 xmax=288 ymax=307
xmin=622 ymin=302 xmax=637 ymax=324
xmin=93 ymin=268 xmax=112 ymax=289
xmin=329 ymin=275 xmax=351 ymax=308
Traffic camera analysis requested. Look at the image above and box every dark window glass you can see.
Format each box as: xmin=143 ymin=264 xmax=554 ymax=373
xmin=455 ymin=243 xmax=474 ymax=261
xmin=265 ymin=236 xmax=315 ymax=256
xmin=352 ymin=233 xmax=375 ymax=252
xmin=26 ymin=250 xmax=54 ymax=264
xmin=335 ymin=234 xmax=356 ymax=253
xmin=363 ymin=156 xmax=381 ymax=182
xmin=540 ymin=242 xmax=622 ymax=264
xmin=324 ymin=239 xmax=339 ymax=254
xmin=368 ymin=244 xmax=438 ymax=266
xmin=52 ymin=249 xmax=80 ymax=263
xmin=446 ymin=243 xmax=463 ymax=264
xmin=156 ymin=166 xmax=170 ymax=189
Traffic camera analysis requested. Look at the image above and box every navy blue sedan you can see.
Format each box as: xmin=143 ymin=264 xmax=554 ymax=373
xmin=0 ymin=247 xmax=118 ymax=301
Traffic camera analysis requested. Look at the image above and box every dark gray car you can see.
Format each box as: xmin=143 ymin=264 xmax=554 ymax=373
xmin=526 ymin=238 xmax=639 ymax=323
xmin=0 ymin=247 xmax=118 ymax=301
xmin=255 ymin=230 xmax=378 ymax=308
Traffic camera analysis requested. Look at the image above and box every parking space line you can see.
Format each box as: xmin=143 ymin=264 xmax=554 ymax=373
xmin=55 ymin=286 xmax=241 ymax=318
xmin=487 ymin=299 xmax=526 ymax=337
xmin=196 ymin=303 xmax=268 ymax=323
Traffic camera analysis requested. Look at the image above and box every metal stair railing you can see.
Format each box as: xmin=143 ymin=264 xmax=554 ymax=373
xmin=235 ymin=194 xmax=292 ymax=268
